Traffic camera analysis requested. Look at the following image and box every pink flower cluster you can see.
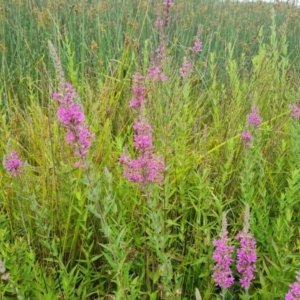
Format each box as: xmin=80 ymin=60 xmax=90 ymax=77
xmin=163 ymin=0 xmax=174 ymax=27
xmin=212 ymin=236 xmax=235 ymax=288
xmin=248 ymin=105 xmax=262 ymax=128
xmin=120 ymin=119 xmax=165 ymax=185
xmin=240 ymin=131 xmax=253 ymax=148
xmin=192 ymin=38 xmax=202 ymax=53
xmin=129 ymin=74 xmax=146 ymax=108
xmin=286 ymin=272 xmax=300 ymax=300
xmin=3 ymin=151 xmax=23 ymax=176
xmin=53 ymin=82 xmax=94 ymax=167
xmin=147 ymin=65 xmax=168 ymax=82
xmin=236 ymin=232 xmax=257 ymax=289
xmin=212 ymin=208 xmax=257 ymax=291
xmin=180 ymin=60 xmax=192 ymax=78
xmin=241 ymin=104 xmax=262 ymax=147
xmin=290 ymin=103 xmax=300 ymax=119
xmin=120 ymin=73 xmax=165 ymax=185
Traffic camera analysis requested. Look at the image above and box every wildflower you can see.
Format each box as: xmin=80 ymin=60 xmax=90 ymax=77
xmin=285 ymin=271 xmax=300 ymax=300
xmin=248 ymin=105 xmax=262 ymax=128
xmin=192 ymin=38 xmax=202 ymax=53
xmin=147 ymin=65 xmax=168 ymax=82
xmin=129 ymin=73 xmax=146 ymax=108
xmin=133 ymin=120 xmax=153 ymax=149
xmin=212 ymin=213 xmax=234 ymax=289
xmin=290 ymin=103 xmax=300 ymax=119
xmin=163 ymin=0 xmax=174 ymax=27
xmin=155 ymin=18 xmax=164 ymax=27
xmin=53 ymin=82 xmax=94 ymax=167
xmin=236 ymin=232 xmax=257 ymax=288
xmin=180 ymin=60 xmax=192 ymax=78
xmin=236 ymin=204 xmax=257 ymax=289
xmin=120 ymin=118 xmax=165 ymax=185
xmin=3 ymin=151 xmax=23 ymax=176
xmin=240 ymin=131 xmax=253 ymax=147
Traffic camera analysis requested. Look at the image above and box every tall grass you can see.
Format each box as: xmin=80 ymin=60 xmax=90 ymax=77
xmin=1 ymin=0 xmax=300 ymax=299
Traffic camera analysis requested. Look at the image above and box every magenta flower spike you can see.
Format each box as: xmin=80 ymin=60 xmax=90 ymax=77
xmin=53 ymin=82 xmax=94 ymax=167
xmin=180 ymin=60 xmax=192 ymax=78
xmin=129 ymin=73 xmax=146 ymax=108
xmin=147 ymin=65 xmax=168 ymax=82
xmin=3 ymin=151 xmax=23 ymax=177
xmin=248 ymin=105 xmax=262 ymax=128
xmin=236 ymin=204 xmax=257 ymax=290
xmin=240 ymin=131 xmax=253 ymax=148
xmin=121 ymin=71 xmax=165 ymax=186
xmin=290 ymin=103 xmax=300 ymax=119
xmin=120 ymin=118 xmax=165 ymax=185
xmin=285 ymin=272 xmax=300 ymax=300
xmin=192 ymin=38 xmax=203 ymax=53
xmin=212 ymin=213 xmax=235 ymax=289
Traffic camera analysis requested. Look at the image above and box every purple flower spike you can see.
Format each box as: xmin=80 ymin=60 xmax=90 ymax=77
xmin=192 ymin=38 xmax=202 ymax=53
xmin=285 ymin=272 xmax=300 ymax=300
xmin=236 ymin=204 xmax=257 ymax=289
xmin=290 ymin=103 xmax=300 ymax=119
xmin=180 ymin=60 xmax=192 ymax=78
xmin=53 ymin=82 xmax=94 ymax=167
xmin=120 ymin=118 xmax=165 ymax=185
xmin=212 ymin=213 xmax=235 ymax=289
xmin=236 ymin=232 xmax=257 ymax=288
xmin=129 ymin=73 xmax=146 ymax=109
xmin=3 ymin=151 xmax=23 ymax=177
xmin=240 ymin=131 xmax=253 ymax=147
xmin=248 ymin=105 xmax=262 ymax=128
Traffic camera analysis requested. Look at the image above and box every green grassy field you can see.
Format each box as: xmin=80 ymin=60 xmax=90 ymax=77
xmin=1 ymin=0 xmax=300 ymax=299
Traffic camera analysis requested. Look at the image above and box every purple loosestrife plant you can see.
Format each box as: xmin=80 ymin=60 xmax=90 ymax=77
xmin=3 ymin=151 xmax=23 ymax=177
xmin=147 ymin=64 xmax=168 ymax=82
xmin=120 ymin=118 xmax=165 ymax=185
xmin=129 ymin=73 xmax=146 ymax=108
xmin=53 ymin=82 xmax=94 ymax=167
xmin=248 ymin=105 xmax=262 ymax=128
xmin=180 ymin=60 xmax=192 ymax=78
xmin=212 ymin=213 xmax=234 ymax=291
xmin=120 ymin=73 xmax=165 ymax=185
xmin=163 ymin=0 xmax=174 ymax=28
xmin=191 ymin=25 xmax=203 ymax=54
xmin=236 ymin=204 xmax=257 ymax=291
xmin=240 ymin=131 xmax=253 ymax=148
xmin=240 ymin=104 xmax=262 ymax=147
xmin=290 ymin=103 xmax=300 ymax=119
xmin=286 ymin=271 xmax=300 ymax=300
xmin=192 ymin=38 xmax=202 ymax=53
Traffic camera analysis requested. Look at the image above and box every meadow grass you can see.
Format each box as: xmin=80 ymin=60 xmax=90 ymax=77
xmin=1 ymin=0 xmax=300 ymax=299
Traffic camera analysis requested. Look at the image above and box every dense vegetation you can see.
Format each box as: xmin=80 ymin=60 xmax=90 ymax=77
xmin=1 ymin=0 xmax=300 ymax=299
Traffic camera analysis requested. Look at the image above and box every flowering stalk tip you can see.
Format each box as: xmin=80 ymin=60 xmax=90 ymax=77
xmin=236 ymin=204 xmax=257 ymax=289
xmin=3 ymin=151 xmax=23 ymax=177
xmin=212 ymin=213 xmax=234 ymax=289
xmin=53 ymin=82 xmax=94 ymax=167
